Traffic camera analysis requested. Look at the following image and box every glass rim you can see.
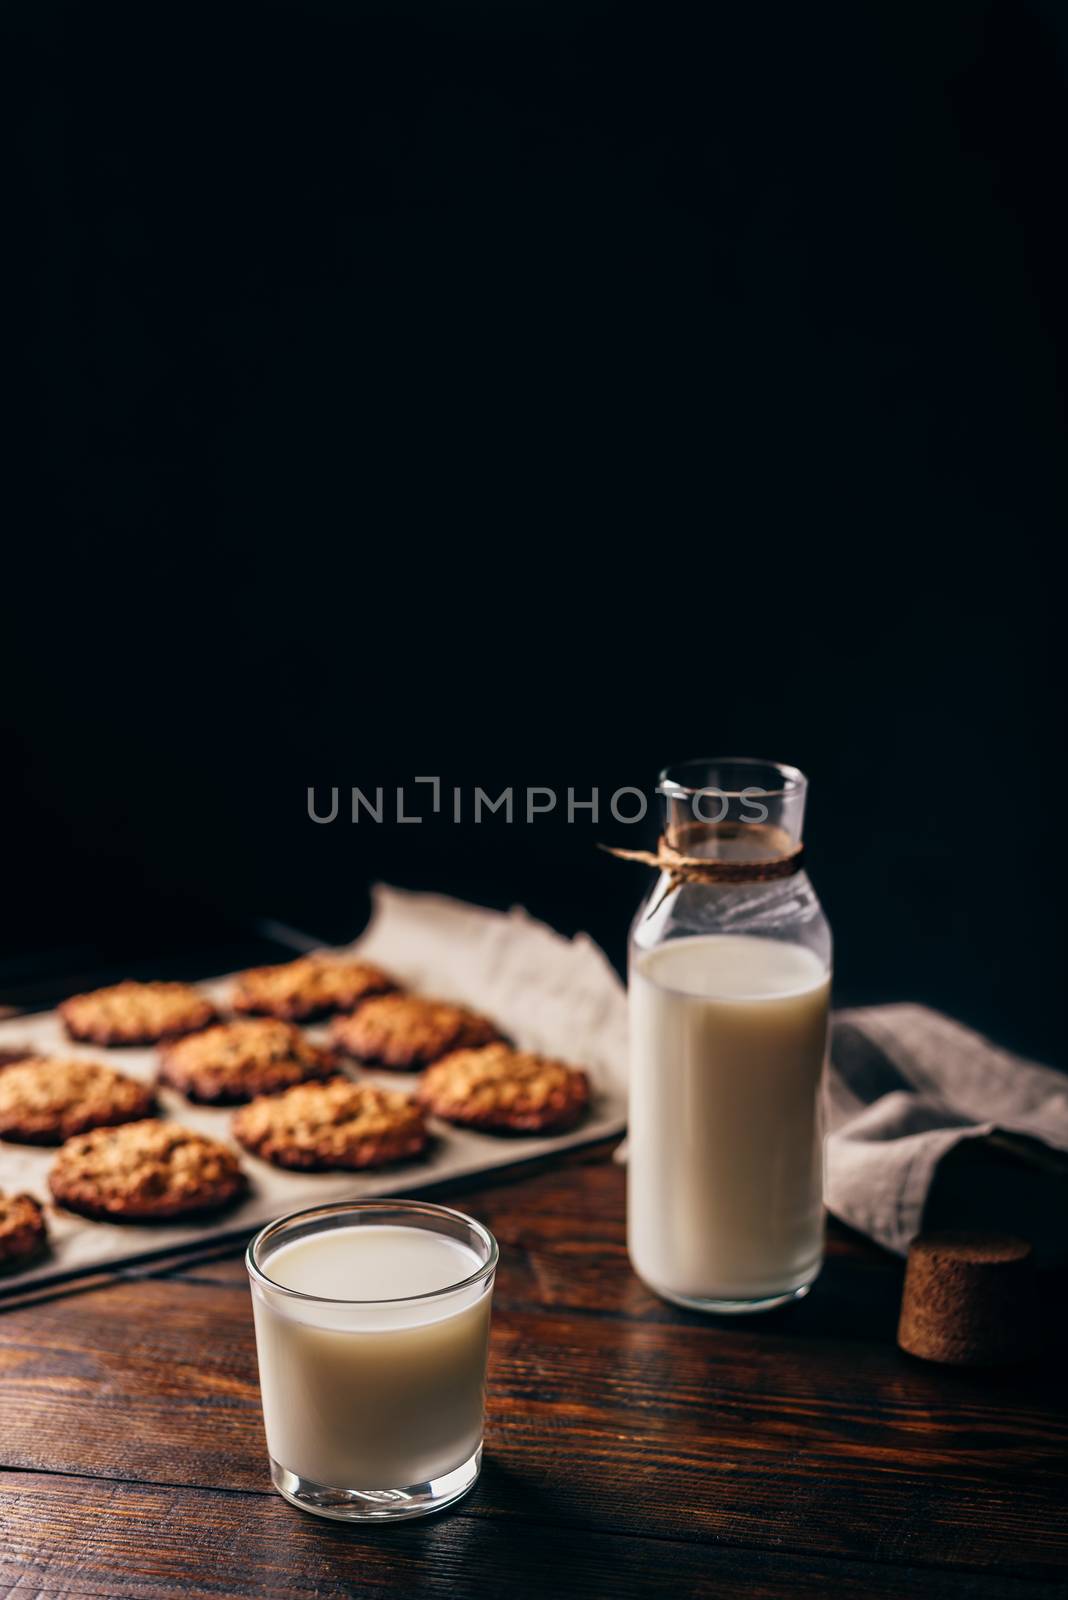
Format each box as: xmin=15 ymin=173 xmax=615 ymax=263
xmin=658 ymin=756 xmax=807 ymax=800
xmin=246 ymin=1197 xmax=499 ymax=1308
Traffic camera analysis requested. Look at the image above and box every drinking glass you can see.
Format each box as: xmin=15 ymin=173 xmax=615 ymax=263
xmin=247 ymin=1198 xmax=498 ymax=1520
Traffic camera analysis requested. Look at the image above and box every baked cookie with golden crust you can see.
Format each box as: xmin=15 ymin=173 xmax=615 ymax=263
xmin=159 ymin=1018 xmax=337 ymax=1105
xmin=59 ymin=981 xmax=217 ymax=1047
xmin=418 ymin=1043 xmax=590 ymax=1134
xmin=49 ymin=1121 xmax=247 ymax=1222
xmin=0 ymin=1057 xmax=156 ymax=1145
xmin=231 ymin=955 xmax=400 ymax=1022
xmin=232 ymin=1078 xmax=428 ymax=1171
xmin=330 ymin=994 xmax=502 ymax=1071
xmin=0 ymin=1192 xmax=48 ymax=1274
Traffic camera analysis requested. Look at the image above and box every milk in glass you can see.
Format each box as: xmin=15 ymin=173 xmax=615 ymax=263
xmin=247 ymin=1203 xmax=496 ymax=1518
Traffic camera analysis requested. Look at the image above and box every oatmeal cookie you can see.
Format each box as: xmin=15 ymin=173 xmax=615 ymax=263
xmin=49 ymin=1120 xmax=247 ymax=1222
xmin=232 ymin=1078 xmax=428 ymax=1170
xmin=331 ymin=994 xmax=502 ymax=1070
xmin=159 ymin=1018 xmax=337 ymax=1105
xmin=0 ymin=1057 xmax=156 ymax=1144
xmin=59 ymin=982 xmax=217 ymax=1046
xmin=418 ymin=1042 xmax=590 ymax=1134
xmin=231 ymin=955 xmax=400 ymax=1021
xmin=0 ymin=1191 xmax=48 ymax=1274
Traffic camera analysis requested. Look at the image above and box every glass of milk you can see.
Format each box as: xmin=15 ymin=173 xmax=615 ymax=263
xmin=246 ymin=1199 xmax=498 ymax=1520
xmin=628 ymin=758 xmax=832 ymax=1314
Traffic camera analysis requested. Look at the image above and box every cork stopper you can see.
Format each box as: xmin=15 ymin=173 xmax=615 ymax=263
xmin=897 ymin=1231 xmax=1037 ymax=1366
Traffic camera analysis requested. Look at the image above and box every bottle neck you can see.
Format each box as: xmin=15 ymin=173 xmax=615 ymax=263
xmin=662 ymin=811 xmax=803 ymax=866
xmin=658 ymin=759 xmax=807 ymax=863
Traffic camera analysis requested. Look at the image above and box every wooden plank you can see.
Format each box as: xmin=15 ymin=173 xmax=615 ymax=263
xmin=0 ymin=1272 xmax=1064 ymax=1577
xmin=0 ymin=1472 xmax=1060 ymax=1600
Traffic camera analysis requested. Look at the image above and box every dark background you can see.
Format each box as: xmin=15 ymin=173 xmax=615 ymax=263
xmin=4 ymin=0 xmax=1065 ymax=1060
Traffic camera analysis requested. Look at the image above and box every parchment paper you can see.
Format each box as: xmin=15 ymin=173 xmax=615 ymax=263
xmin=0 ymin=887 xmax=628 ymax=1296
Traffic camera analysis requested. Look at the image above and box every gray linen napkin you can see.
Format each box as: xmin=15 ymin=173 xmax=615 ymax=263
xmin=827 ymin=1005 xmax=1068 ymax=1259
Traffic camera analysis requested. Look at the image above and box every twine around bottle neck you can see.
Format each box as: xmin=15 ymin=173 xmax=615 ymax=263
xmin=600 ymin=821 xmax=804 ymax=889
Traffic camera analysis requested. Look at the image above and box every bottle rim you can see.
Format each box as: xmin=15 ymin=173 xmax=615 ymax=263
xmin=658 ymin=757 xmax=806 ymax=802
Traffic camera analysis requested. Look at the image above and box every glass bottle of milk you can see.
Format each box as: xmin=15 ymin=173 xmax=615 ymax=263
xmin=627 ymin=759 xmax=832 ymax=1314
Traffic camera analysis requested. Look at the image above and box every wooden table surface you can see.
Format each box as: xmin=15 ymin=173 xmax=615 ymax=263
xmin=1 ymin=1142 xmax=1065 ymax=1599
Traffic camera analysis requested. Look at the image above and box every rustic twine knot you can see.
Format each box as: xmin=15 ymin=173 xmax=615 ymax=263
xmin=599 ymin=823 xmax=804 ymax=891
